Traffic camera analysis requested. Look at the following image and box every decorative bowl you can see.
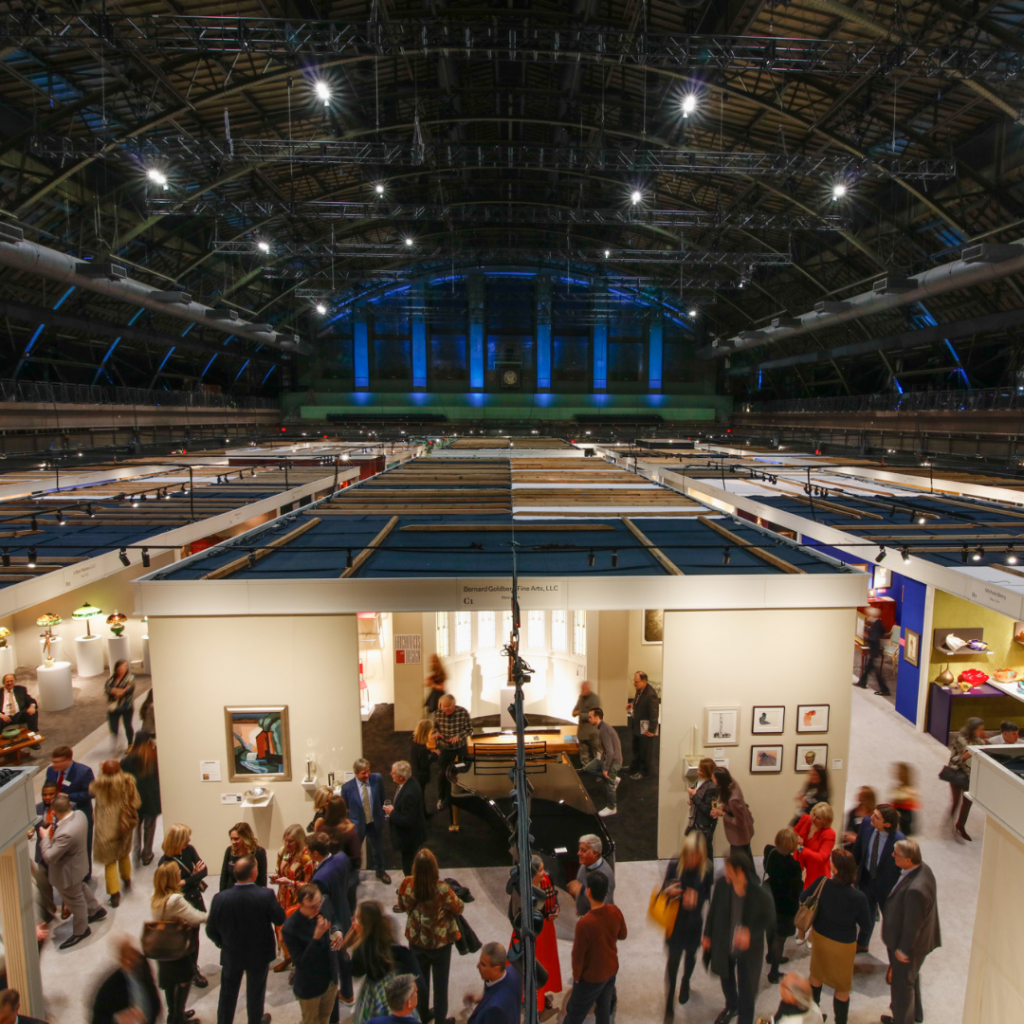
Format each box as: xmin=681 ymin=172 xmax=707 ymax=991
xmin=244 ymin=787 xmax=271 ymax=803
xmin=2 ymin=725 xmax=22 ymax=740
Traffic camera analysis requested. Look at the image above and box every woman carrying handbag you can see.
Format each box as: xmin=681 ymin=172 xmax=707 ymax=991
xmin=942 ymin=717 xmax=986 ymax=841
xmin=159 ymin=824 xmax=210 ymax=989
xmin=148 ymin=861 xmax=208 ymax=1023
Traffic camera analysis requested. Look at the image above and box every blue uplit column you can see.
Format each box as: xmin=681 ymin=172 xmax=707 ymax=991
xmin=354 ymin=313 xmax=370 ymax=390
xmin=411 ymin=283 xmax=427 ymax=390
xmin=536 ymin=274 xmax=552 ymax=391
xmin=468 ymin=272 xmax=485 ymax=390
xmin=593 ymin=283 xmax=608 ymax=391
xmin=648 ymin=316 xmax=663 ymax=392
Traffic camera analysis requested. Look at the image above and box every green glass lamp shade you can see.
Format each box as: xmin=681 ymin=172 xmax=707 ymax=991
xmin=36 ymin=613 xmax=62 ymax=629
xmin=72 ymin=601 xmax=103 ymax=637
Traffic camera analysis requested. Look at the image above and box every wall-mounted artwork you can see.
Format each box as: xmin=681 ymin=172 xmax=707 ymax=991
xmin=225 ymin=706 xmax=291 ymax=782
xmin=796 ymin=704 xmax=830 ymax=733
xmin=795 ymin=743 xmax=828 ymax=771
xmin=704 ymin=706 xmax=740 ymax=746
xmin=904 ymin=628 xmax=920 ymax=668
xmin=750 ymin=745 xmax=783 ymax=773
xmin=751 ymin=706 xmax=785 ymax=735
xmin=642 ymin=609 xmax=664 ymax=645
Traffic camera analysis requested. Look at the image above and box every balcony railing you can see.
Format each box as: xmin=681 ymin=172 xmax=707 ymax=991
xmin=741 ymin=388 xmax=1024 ymax=416
xmin=0 ymin=378 xmax=277 ymax=410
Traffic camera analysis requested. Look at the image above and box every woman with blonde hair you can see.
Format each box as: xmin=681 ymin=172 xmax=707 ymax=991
xmin=269 ymin=824 xmax=313 ymax=972
xmin=396 ymin=847 xmax=465 ymax=1024
xmin=794 ymin=802 xmax=837 ymax=886
xmin=90 ymin=759 xmax=141 ymax=907
xmin=411 ymin=718 xmax=438 ymax=817
xmin=660 ymin=829 xmax=712 ymax=1015
xmin=219 ymin=821 xmax=267 ymax=890
xmin=159 ymin=823 xmax=209 ymax=988
xmin=763 ymin=827 xmax=803 ymax=983
xmin=307 ymin=785 xmax=333 ymax=833
xmin=151 ymin=861 xmax=208 ymax=1023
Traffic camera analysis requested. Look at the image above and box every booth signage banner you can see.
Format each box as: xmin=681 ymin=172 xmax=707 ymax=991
xmin=395 ymin=634 xmax=421 ymax=664
xmin=967 ymin=582 xmax=1023 ymax=618
xmin=456 ymin=577 xmax=567 ymax=610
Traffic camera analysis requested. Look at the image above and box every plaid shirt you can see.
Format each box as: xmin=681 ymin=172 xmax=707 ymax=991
xmin=434 ymin=705 xmax=472 ymax=748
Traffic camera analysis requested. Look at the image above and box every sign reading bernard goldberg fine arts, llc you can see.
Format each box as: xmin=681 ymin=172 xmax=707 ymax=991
xmin=456 ymin=578 xmax=567 ymax=610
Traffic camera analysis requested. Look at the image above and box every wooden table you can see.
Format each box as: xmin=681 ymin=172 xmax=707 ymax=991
xmin=0 ymin=727 xmax=44 ymax=765
xmin=467 ymin=727 xmax=579 ymax=756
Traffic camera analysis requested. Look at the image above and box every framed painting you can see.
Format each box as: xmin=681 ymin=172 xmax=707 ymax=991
xmin=904 ymin=628 xmax=920 ymax=668
xmin=751 ymin=706 xmax=785 ymax=735
xmin=795 ymin=743 xmax=828 ymax=771
xmin=796 ymin=704 xmax=830 ymax=733
xmin=750 ymin=745 xmax=783 ymax=773
xmin=225 ymin=706 xmax=291 ymax=782
xmin=704 ymin=706 xmax=740 ymax=746
xmin=642 ymin=609 xmax=664 ymax=645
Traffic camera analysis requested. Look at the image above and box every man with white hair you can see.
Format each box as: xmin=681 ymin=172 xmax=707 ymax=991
xmin=384 ymin=760 xmax=427 ymax=876
xmin=566 ymin=834 xmax=615 ymax=916
xmin=432 ymin=693 xmax=472 ymax=810
xmin=772 ymin=973 xmax=824 ymax=1023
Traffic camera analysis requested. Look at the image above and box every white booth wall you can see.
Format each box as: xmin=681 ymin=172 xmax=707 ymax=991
xmin=659 ymin=607 xmax=853 ymax=859
xmin=148 ymin=613 xmax=362 ymax=860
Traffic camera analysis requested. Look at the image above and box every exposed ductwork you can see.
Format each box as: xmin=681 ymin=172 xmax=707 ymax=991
xmin=704 ymin=238 xmax=1024 ymax=358
xmin=0 ymin=225 xmax=307 ymax=355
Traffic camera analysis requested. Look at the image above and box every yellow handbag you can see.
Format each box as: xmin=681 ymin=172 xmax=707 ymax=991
xmin=648 ymin=885 xmax=680 ymax=936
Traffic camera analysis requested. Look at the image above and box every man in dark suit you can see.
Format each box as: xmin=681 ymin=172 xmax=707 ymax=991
xmin=0 ymin=987 xmax=50 ymax=1024
xmin=307 ymin=833 xmax=354 ymax=1010
xmin=851 ymin=803 xmax=905 ymax=950
xmin=626 ymin=671 xmax=660 ymax=779
xmin=367 ymin=974 xmax=419 ymax=1024
xmin=384 ymin=761 xmax=427 ymax=877
xmin=45 ymin=745 xmax=95 ymax=874
xmin=206 ymin=855 xmax=286 ymax=1024
xmin=342 ymin=757 xmax=391 ymax=883
xmin=466 ymin=943 xmax=522 ymax=1024
xmin=89 ymin=938 xmax=160 ymax=1024
xmin=1 ymin=674 xmax=40 ymax=747
xmin=881 ymin=840 xmax=941 ymax=1024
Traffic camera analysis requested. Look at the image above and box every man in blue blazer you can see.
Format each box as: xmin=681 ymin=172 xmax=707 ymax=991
xmin=308 ymin=832 xmax=355 ymax=1010
xmin=206 ymin=855 xmax=286 ymax=1024
xmin=342 ymin=757 xmax=391 ymax=883
xmin=45 ymin=745 xmax=94 ymax=878
xmin=851 ymin=803 xmax=905 ymax=950
xmin=466 ymin=943 xmax=522 ymax=1024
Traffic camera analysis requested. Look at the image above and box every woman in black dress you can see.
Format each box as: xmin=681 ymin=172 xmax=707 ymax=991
xmin=159 ymin=823 xmax=210 ymax=988
xmin=219 ymin=821 xmax=268 ymax=890
xmin=763 ymin=827 xmax=803 ymax=983
xmin=685 ymin=757 xmax=718 ymax=849
xmin=410 ymin=719 xmax=437 ymax=817
xmin=661 ymin=830 xmax=713 ymax=1017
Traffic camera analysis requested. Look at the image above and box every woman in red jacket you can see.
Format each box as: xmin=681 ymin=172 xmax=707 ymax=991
xmin=794 ymin=801 xmax=836 ymax=886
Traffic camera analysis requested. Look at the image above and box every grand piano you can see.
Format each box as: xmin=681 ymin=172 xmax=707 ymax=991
xmin=447 ymin=719 xmax=615 ymax=890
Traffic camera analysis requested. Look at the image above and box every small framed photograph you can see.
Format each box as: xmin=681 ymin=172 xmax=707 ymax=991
xmin=642 ymin=609 xmax=664 ymax=645
xmin=751 ymin=706 xmax=785 ymax=735
xmin=795 ymin=743 xmax=828 ymax=771
xmin=904 ymin=628 xmax=920 ymax=668
xmin=750 ymin=745 xmax=783 ymax=773
xmin=704 ymin=706 xmax=740 ymax=746
xmin=796 ymin=704 xmax=830 ymax=733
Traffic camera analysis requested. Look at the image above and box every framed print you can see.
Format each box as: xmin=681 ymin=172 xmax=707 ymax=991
xmin=904 ymin=628 xmax=920 ymax=668
xmin=225 ymin=706 xmax=291 ymax=782
xmin=796 ymin=704 xmax=830 ymax=733
xmin=750 ymin=745 xmax=783 ymax=773
xmin=751 ymin=706 xmax=785 ymax=735
xmin=704 ymin=706 xmax=740 ymax=746
xmin=872 ymin=565 xmax=892 ymax=590
xmin=642 ymin=609 xmax=664 ymax=645
xmin=795 ymin=743 xmax=828 ymax=771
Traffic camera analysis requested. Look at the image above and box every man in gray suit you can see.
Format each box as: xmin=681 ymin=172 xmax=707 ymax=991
xmin=880 ymin=839 xmax=940 ymax=1024
xmin=39 ymin=794 xmax=106 ymax=948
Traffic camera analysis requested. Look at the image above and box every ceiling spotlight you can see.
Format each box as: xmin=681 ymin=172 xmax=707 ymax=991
xmin=1006 ymin=545 xmax=1018 ymax=565
xmin=723 ymin=546 xmax=731 ymax=565
xmin=141 ymin=548 xmax=151 ymax=568
xmin=30 ymin=515 xmax=37 ymax=531
xmin=314 ymin=80 xmax=331 ymax=104
xmin=831 ymin=183 xmax=847 ymax=200
xmin=247 ymin=550 xmax=257 ymax=569
xmin=404 ymin=237 xmax=414 ymax=247
xmin=604 ymin=249 xmax=611 ymax=259
xmin=875 ymin=547 xmax=887 ymax=563
xmin=917 ymin=516 xmax=927 ymax=524
xmin=86 ymin=504 xmax=95 ymax=518
xmin=588 ymin=549 xmax=595 ymax=567
xmin=27 ymin=547 xmax=37 ymax=568
xmin=346 ymin=549 xmax=353 ymax=569
xmin=611 ymin=549 xmax=618 ymax=568
xmin=316 ymin=303 xmax=327 ymax=315
xmin=682 ymin=94 xmax=697 ymax=117
xmin=630 ymin=190 xmax=642 ymax=205
xmin=146 ymin=168 xmax=168 ymax=189
xmin=374 ymin=183 xmax=385 ymax=195
xmin=961 ymin=544 xmax=969 ymax=564
xmin=1 ymin=548 xmax=8 ymax=567
xmin=901 ymin=547 xmax=912 ymax=565
xmin=119 ymin=547 xmax=130 ymax=567
xmin=688 ymin=309 xmax=698 ymax=318
xmin=256 ymin=240 xmax=271 ymax=253
xmin=972 ymin=546 xmax=984 ymax=562
xmin=56 ymin=511 xmax=64 ymax=525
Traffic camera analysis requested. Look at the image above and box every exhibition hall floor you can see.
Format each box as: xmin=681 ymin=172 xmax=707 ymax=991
xmin=34 ymin=687 xmax=977 ymax=1024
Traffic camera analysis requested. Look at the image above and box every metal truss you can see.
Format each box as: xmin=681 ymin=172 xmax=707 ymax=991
xmin=211 ymin=240 xmax=793 ymax=265
xmin=4 ymin=16 xmax=1021 ymax=81
xmin=168 ymin=199 xmax=844 ymax=231
xmin=29 ymin=134 xmax=958 ymax=181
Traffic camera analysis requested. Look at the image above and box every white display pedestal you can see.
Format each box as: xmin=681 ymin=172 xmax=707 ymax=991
xmin=36 ymin=662 xmax=73 ymax=711
xmin=142 ymin=635 xmax=151 ymax=675
xmin=107 ymin=635 xmax=131 ymax=670
xmin=0 ymin=646 xmax=14 ymax=677
xmin=38 ymin=636 xmax=64 ymax=665
xmin=75 ymin=635 xmax=106 ymax=677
